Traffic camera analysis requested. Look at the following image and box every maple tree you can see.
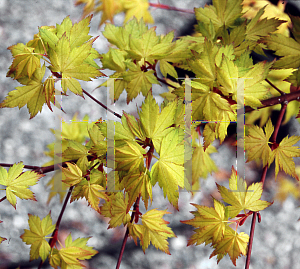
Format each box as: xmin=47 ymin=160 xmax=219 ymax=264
xmin=0 ymin=0 xmax=300 ymax=268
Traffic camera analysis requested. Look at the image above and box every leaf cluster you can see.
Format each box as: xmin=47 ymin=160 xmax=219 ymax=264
xmin=1 ymin=0 xmax=300 ymax=268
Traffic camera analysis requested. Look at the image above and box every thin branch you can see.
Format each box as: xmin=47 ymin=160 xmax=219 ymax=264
xmin=82 ymin=89 xmax=122 ymax=119
xmin=149 ymin=2 xmax=194 ymax=14
xmin=0 ymin=196 xmax=6 ymax=203
xmin=265 ymin=78 xmax=285 ymax=95
xmin=0 ymin=157 xmax=93 ymax=175
xmin=270 ymin=102 xmax=288 ymax=146
xmin=116 ymin=195 xmax=141 ymax=269
xmin=38 ymin=186 xmax=74 ymax=269
xmin=245 ymin=102 xmax=287 ymax=269
xmin=245 ymin=211 xmax=258 ymax=269
xmin=0 ymin=163 xmax=41 ymax=170
xmin=242 ymin=89 xmax=300 ymax=114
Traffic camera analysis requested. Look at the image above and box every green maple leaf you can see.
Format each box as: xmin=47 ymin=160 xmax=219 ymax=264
xmin=0 ymin=65 xmax=47 ymax=118
xmin=100 ymin=192 xmax=131 ymax=228
xmin=263 ymin=33 xmax=300 ymax=68
xmin=181 ymin=197 xmax=249 ymax=265
xmin=62 ymin=140 xmax=90 ymax=164
xmin=217 ymin=167 xmax=271 ymax=218
xmin=150 ymin=128 xmax=186 ymax=209
xmin=0 ymin=162 xmax=43 ymax=208
xmin=121 ymin=61 xmax=159 ymax=103
xmin=269 ymin=135 xmax=300 ymax=180
xmin=246 ymin=6 xmax=285 ymax=41
xmin=192 ymin=133 xmax=218 ymax=185
xmin=216 ymin=54 xmax=238 ymax=95
xmin=139 ymin=94 xmax=176 ymax=151
xmin=20 ymin=213 xmax=55 ymax=261
xmin=195 ymin=0 xmax=243 ymax=30
xmin=241 ymin=61 xmax=272 ymax=108
xmin=61 ymin=162 xmax=84 ymax=186
xmin=115 ymin=140 xmax=146 ymax=173
xmin=122 ymin=170 xmax=152 ymax=211
xmin=187 ymin=40 xmax=218 ymax=87
xmin=7 ymin=45 xmax=41 ymax=80
xmin=70 ymin=169 xmax=107 ymax=212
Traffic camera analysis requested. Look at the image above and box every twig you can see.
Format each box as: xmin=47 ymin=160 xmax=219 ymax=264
xmin=116 ymin=195 xmax=141 ymax=269
xmin=242 ymin=89 xmax=300 ymax=113
xmin=265 ymin=79 xmax=285 ymax=95
xmin=270 ymin=101 xmax=288 ymax=146
xmin=0 ymin=157 xmax=93 ymax=175
xmin=245 ymin=102 xmax=287 ymax=269
xmin=82 ymin=89 xmax=122 ymax=119
xmin=149 ymin=2 xmax=194 ymax=14
xmin=38 ymin=186 xmax=74 ymax=269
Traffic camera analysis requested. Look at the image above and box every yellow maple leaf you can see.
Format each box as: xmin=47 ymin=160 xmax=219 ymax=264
xmin=122 ymin=0 xmax=154 ymax=24
xmin=241 ymin=118 xmax=273 ymax=167
xmin=129 ymin=209 xmax=175 ymax=254
xmin=242 ymin=0 xmax=290 ymax=37
xmin=269 ymin=135 xmax=300 ymax=180
xmin=20 ymin=213 xmax=55 ymax=261
xmin=217 ymin=167 xmax=271 ymax=218
xmin=210 ymin=228 xmax=249 ymax=266
xmin=96 ymin=0 xmax=123 ymax=26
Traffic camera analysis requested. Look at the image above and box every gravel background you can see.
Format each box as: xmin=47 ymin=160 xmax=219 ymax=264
xmin=0 ymin=0 xmax=300 ymax=269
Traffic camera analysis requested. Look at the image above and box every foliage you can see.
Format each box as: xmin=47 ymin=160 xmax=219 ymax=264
xmin=1 ymin=0 xmax=300 ymax=268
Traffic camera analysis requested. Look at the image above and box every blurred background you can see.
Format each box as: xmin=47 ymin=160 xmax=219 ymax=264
xmin=0 ymin=0 xmax=300 ymax=268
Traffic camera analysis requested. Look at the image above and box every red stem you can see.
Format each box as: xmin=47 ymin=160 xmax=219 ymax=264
xmin=116 ymin=141 xmax=153 ymax=268
xmin=116 ymin=195 xmax=141 ymax=269
xmin=245 ymin=102 xmax=287 ymax=269
xmin=149 ymin=2 xmax=194 ymax=14
xmin=0 ymin=157 xmax=94 ymax=175
xmin=0 ymin=196 xmax=6 ymax=203
xmin=243 ymin=90 xmax=300 ymax=113
xmin=82 ymin=89 xmax=122 ymax=119
xmin=38 ymin=186 xmax=74 ymax=269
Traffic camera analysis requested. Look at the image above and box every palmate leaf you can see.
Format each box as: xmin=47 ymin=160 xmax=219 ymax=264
xmin=69 ymin=168 xmax=107 ymax=212
xmin=49 ymin=233 xmax=98 ymax=269
xmin=245 ymin=6 xmax=285 ymax=41
xmin=269 ymin=135 xmax=300 ymax=180
xmin=241 ymin=118 xmax=274 ymax=167
xmin=61 ymin=162 xmax=84 ymax=186
xmin=7 ymin=45 xmax=41 ymax=80
xmin=210 ymin=228 xmax=249 ymax=266
xmin=263 ymin=33 xmax=300 ymax=68
xmin=20 ymin=213 xmax=55 ymax=261
xmin=181 ymin=199 xmax=249 ymax=265
xmin=192 ymin=132 xmax=218 ymax=185
xmin=122 ymin=170 xmax=152 ymax=211
xmin=217 ymin=167 xmax=271 ymax=218
xmin=195 ymin=0 xmax=243 ymax=30
xmin=121 ymin=61 xmax=159 ymax=103
xmin=128 ymin=209 xmax=175 ymax=254
xmin=138 ymin=94 xmax=176 ymax=151
xmin=181 ymin=199 xmax=229 ymax=246
xmin=100 ymin=192 xmax=131 ymax=228
xmin=123 ymin=0 xmax=154 ymax=24
xmin=150 ymin=128 xmax=186 ymax=210
xmin=0 ymin=65 xmax=48 ymax=119
xmin=0 ymin=162 xmax=43 ymax=208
